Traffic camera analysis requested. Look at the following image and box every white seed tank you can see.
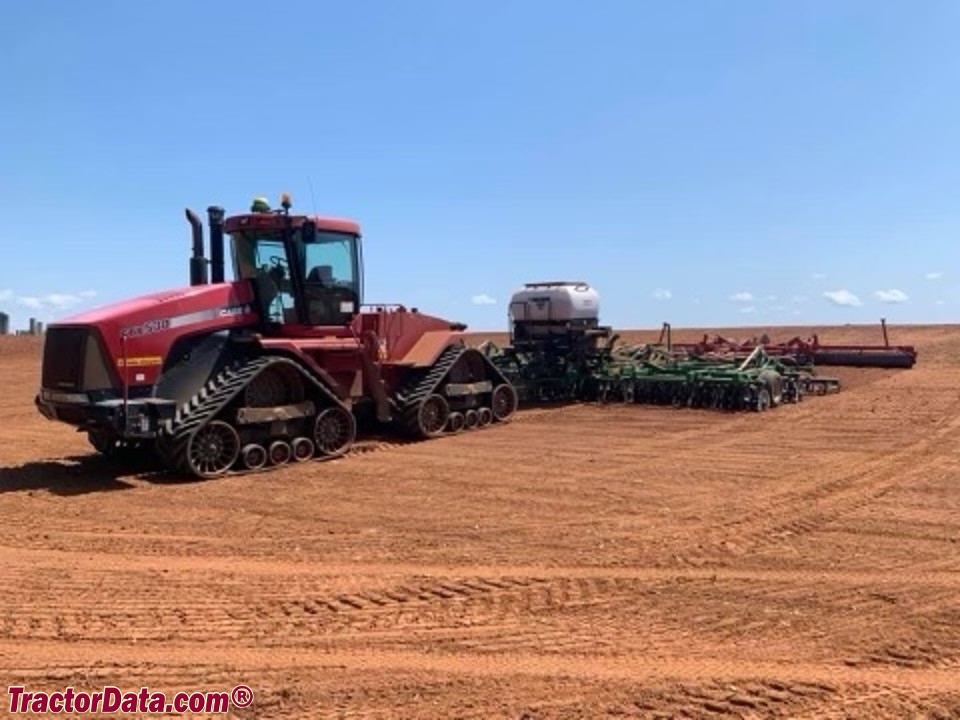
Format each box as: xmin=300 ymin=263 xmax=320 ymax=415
xmin=508 ymin=281 xmax=600 ymax=325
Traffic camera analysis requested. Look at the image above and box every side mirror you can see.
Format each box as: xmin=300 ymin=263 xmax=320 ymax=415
xmin=301 ymin=220 xmax=316 ymax=243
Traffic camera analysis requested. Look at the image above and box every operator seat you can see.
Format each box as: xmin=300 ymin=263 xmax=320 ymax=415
xmin=307 ymin=265 xmax=334 ymax=285
xmin=305 ymin=265 xmax=338 ymax=324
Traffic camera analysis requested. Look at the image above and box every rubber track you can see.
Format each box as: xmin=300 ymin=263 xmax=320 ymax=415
xmin=394 ymin=344 xmax=514 ymax=435
xmin=156 ymin=355 xmax=345 ymax=474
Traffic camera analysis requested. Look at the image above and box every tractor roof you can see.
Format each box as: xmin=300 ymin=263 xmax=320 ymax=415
xmin=224 ymin=213 xmax=361 ymax=236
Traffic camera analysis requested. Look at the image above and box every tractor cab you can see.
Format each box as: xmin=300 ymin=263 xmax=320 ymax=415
xmin=223 ymin=195 xmax=363 ymax=330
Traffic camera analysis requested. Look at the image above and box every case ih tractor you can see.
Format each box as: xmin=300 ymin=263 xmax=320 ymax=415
xmin=35 ymin=194 xmax=518 ymax=478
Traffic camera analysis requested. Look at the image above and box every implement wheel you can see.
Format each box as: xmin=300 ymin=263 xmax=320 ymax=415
xmin=186 ymin=421 xmax=240 ymax=478
xmin=491 ymin=383 xmax=518 ymax=421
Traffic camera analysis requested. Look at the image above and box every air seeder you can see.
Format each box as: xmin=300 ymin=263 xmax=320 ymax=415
xmin=481 ymin=281 xmax=857 ymax=413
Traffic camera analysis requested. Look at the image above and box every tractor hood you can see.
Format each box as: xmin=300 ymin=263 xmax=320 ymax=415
xmin=43 ymin=281 xmax=259 ymax=390
xmin=53 ymin=281 xmax=257 ymax=335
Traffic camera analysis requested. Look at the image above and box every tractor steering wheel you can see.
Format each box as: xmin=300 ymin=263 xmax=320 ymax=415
xmin=269 ymin=255 xmax=289 ymax=277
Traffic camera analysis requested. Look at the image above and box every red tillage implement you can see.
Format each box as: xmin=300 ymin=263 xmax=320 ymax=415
xmin=658 ymin=319 xmax=917 ymax=369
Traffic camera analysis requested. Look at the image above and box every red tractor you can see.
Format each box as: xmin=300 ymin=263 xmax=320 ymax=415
xmin=35 ymin=194 xmax=518 ymax=478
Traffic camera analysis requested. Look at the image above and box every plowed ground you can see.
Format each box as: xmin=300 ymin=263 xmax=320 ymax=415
xmin=1 ymin=324 xmax=959 ymax=718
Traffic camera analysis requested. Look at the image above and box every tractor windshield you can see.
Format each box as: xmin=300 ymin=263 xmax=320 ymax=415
xmin=231 ymin=227 xmax=362 ymax=327
xmin=300 ymin=231 xmax=362 ymax=325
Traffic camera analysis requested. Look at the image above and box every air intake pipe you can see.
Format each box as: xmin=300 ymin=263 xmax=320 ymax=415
xmin=186 ymin=208 xmax=207 ymax=285
xmin=207 ymin=205 xmax=226 ymax=284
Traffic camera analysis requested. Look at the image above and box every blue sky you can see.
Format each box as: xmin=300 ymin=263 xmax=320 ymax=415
xmin=1 ymin=1 xmax=958 ymax=333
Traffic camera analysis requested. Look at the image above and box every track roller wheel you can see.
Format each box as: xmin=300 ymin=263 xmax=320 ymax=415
xmin=447 ymin=411 xmax=465 ymax=433
xmin=491 ymin=383 xmax=518 ymax=422
xmin=314 ymin=406 xmax=356 ymax=457
xmin=268 ymin=440 xmax=292 ymax=466
xmin=186 ymin=421 xmax=240 ymax=478
xmin=477 ymin=407 xmax=493 ymax=426
xmin=464 ymin=409 xmax=479 ymax=429
xmin=241 ymin=443 xmax=268 ymax=470
xmin=291 ymin=437 xmax=315 ymax=462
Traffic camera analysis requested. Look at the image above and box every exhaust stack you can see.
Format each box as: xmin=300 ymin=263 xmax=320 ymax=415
xmin=207 ymin=206 xmax=226 ymax=284
xmin=186 ymin=208 xmax=207 ymax=285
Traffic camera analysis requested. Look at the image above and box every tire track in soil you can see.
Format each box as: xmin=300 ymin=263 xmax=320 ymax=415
xmin=3 ymin=644 xmax=959 ymax=693
xmin=4 ymin=564 xmax=958 ymax=669
xmin=0 ymin=575 xmax=646 ymax=652
xmin=3 ymin=667 xmax=956 ymax=720
xmin=4 ymin=545 xmax=960 ymax=585
xmin=681 ymin=402 xmax=960 ymax=560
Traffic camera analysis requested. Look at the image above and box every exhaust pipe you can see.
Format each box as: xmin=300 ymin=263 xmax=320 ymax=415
xmin=185 ymin=208 xmax=207 ymax=285
xmin=207 ymin=206 xmax=225 ymax=284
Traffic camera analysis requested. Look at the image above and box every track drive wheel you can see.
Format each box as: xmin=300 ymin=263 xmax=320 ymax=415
xmin=491 ymin=383 xmax=518 ymax=422
xmin=186 ymin=421 xmax=240 ymax=478
xmin=243 ymin=364 xmax=305 ymax=407
xmin=314 ymin=406 xmax=356 ymax=457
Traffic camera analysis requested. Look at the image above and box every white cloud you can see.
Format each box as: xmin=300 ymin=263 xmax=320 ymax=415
xmin=792 ymin=295 xmax=809 ymax=303
xmin=763 ymin=295 xmax=778 ymax=302
xmin=471 ymin=293 xmax=496 ymax=305
xmin=729 ymin=291 xmax=753 ymax=303
xmin=47 ymin=293 xmax=87 ymax=309
xmin=739 ymin=306 xmax=756 ymax=314
xmin=691 ymin=298 xmax=701 ymax=305
xmin=812 ymin=273 xmax=826 ymax=281
xmin=823 ymin=289 xmax=862 ymax=307
xmin=653 ymin=288 xmax=672 ymax=300
xmin=2 ymin=290 xmax=98 ymax=313
xmin=17 ymin=293 xmax=88 ymax=310
xmin=935 ymin=300 xmax=946 ymax=306
xmin=926 ymin=272 xmax=943 ymax=280
xmin=770 ymin=305 xmax=786 ymax=311
xmin=874 ymin=289 xmax=909 ymax=303
xmin=15 ymin=297 xmax=43 ymax=310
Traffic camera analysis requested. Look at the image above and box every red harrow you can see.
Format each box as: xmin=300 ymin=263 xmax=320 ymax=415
xmin=656 ymin=318 xmax=917 ymax=369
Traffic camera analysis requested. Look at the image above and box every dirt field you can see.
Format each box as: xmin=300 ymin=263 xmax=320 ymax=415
xmin=1 ymin=324 xmax=959 ymax=718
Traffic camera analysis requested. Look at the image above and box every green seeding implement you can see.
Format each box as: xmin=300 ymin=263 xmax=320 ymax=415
xmin=480 ymin=281 xmax=844 ymax=414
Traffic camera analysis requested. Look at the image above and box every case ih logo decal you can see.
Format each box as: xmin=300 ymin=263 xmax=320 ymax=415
xmin=120 ymin=304 xmax=252 ymax=338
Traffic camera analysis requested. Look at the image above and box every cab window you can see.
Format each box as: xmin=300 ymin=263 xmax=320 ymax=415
xmin=253 ymin=239 xmax=296 ymax=323
xmin=302 ymin=232 xmax=360 ymax=325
